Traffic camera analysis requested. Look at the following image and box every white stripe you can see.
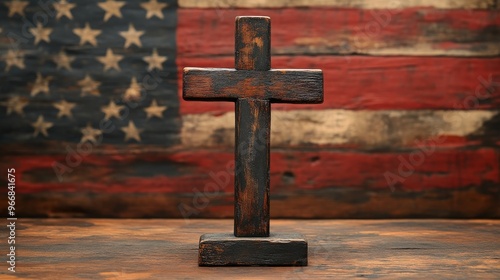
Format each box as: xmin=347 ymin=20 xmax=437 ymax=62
xmin=181 ymin=110 xmax=497 ymax=148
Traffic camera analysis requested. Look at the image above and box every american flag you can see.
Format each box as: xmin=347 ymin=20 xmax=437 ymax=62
xmin=0 ymin=0 xmax=499 ymax=218
xmin=1 ymin=0 xmax=177 ymax=146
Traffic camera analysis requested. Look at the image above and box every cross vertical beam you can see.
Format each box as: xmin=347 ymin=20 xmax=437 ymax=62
xmin=235 ymin=98 xmax=270 ymax=237
xmin=234 ymin=17 xmax=271 ymax=237
xmin=235 ymin=16 xmax=270 ymax=71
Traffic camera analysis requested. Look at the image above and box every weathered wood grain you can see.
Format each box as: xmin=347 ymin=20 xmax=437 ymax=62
xmin=178 ymin=56 xmax=500 ymax=113
xmin=0 ymin=91 xmax=181 ymax=145
xmin=1 ymin=219 xmax=499 ymax=278
xmin=179 ymin=0 xmax=497 ymax=9
xmin=178 ymin=8 xmax=500 ymax=57
xmin=1 ymin=147 xmax=497 ymax=194
xmin=235 ymin=16 xmax=271 ymax=71
xmin=235 ymin=98 xmax=270 ymax=237
xmin=183 ymin=68 xmax=323 ymax=103
xmin=181 ymin=110 xmax=500 ymax=149
xmin=9 ymin=183 xmax=499 ymax=218
xmin=183 ymin=16 xmax=323 ymax=241
xmin=0 ymin=2 xmax=498 ymax=222
xmin=0 ymin=0 xmax=179 ymax=146
xmin=199 ymin=233 xmax=307 ymax=266
xmin=0 ymin=109 xmax=498 ymax=153
xmin=2 ymin=144 xmax=497 ymax=219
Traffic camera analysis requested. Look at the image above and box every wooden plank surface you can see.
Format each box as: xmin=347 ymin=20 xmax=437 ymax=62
xmin=1 ymin=219 xmax=499 ymax=278
xmin=0 ymin=0 xmax=180 ymax=147
xmin=178 ymin=56 xmax=500 ymax=113
xmin=181 ymin=110 xmax=500 ymax=149
xmin=2 ymin=147 xmax=498 ymax=218
xmin=4 ymin=148 xmax=498 ymax=194
xmin=177 ymin=8 xmax=500 ymax=57
xmin=178 ymin=0 xmax=497 ymax=9
xmin=11 ymin=185 xmax=500 ymax=218
xmin=1 ymin=2 xmax=499 ymax=220
xmin=2 ymin=107 xmax=499 ymax=150
xmin=1 ymin=108 xmax=499 ymax=152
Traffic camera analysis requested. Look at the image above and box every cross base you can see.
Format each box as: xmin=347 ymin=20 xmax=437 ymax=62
xmin=198 ymin=233 xmax=308 ymax=266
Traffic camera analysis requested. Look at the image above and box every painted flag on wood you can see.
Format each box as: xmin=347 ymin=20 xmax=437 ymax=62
xmin=0 ymin=0 xmax=499 ymax=218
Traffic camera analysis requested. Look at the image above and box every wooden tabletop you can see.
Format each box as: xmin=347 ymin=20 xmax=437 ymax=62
xmin=2 ymin=219 xmax=499 ymax=279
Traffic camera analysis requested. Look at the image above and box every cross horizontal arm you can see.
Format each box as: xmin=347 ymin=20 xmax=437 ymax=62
xmin=183 ymin=67 xmax=323 ymax=103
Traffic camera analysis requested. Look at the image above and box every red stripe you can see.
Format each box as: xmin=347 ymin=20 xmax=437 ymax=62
xmin=177 ymin=8 xmax=500 ymax=57
xmin=8 ymin=148 xmax=498 ymax=193
xmin=177 ymin=56 xmax=500 ymax=114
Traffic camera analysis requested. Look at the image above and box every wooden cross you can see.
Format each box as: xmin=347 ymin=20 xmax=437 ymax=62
xmin=183 ymin=16 xmax=323 ymax=266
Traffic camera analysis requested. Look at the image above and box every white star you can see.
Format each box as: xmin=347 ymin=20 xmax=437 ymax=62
xmin=29 ymin=22 xmax=53 ymax=45
xmin=2 ymin=96 xmax=28 ymax=116
xmin=73 ymin=23 xmax=102 ymax=46
xmin=53 ymin=0 xmax=76 ymax=20
xmin=119 ymin=24 xmax=144 ymax=48
xmin=101 ymin=100 xmax=124 ymax=120
xmin=78 ymin=74 xmax=101 ymax=96
xmin=31 ymin=115 xmax=53 ymax=137
xmin=5 ymin=1 xmax=29 ymax=17
xmin=80 ymin=123 xmax=102 ymax=143
xmin=123 ymin=77 xmax=142 ymax=101
xmin=53 ymin=100 xmax=76 ymax=118
xmin=97 ymin=48 xmax=123 ymax=71
xmin=31 ymin=73 xmax=51 ymax=97
xmin=144 ymin=99 xmax=167 ymax=119
xmin=52 ymin=51 xmax=75 ymax=71
xmin=98 ymin=0 xmax=126 ymax=22
xmin=4 ymin=49 xmax=25 ymax=71
xmin=121 ymin=121 xmax=142 ymax=142
xmin=143 ymin=48 xmax=167 ymax=71
xmin=140 ymin=0 xmax=168 ymax=19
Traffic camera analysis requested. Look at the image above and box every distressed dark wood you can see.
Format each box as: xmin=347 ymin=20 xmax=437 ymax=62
xmin=183 ymin=68 xmax=323 ymax=103
xmin=235 ymin=98 xmax=270 ymax=236
xmin=235 ymin=16 xmax=271 ymax=71
xmin=199 ymin=233 xmax=307 ymax=266
xmin=3 ymin=219 xmax=499 ymax=278
xmin=182 ymin=16 xmax=323 ymax=265
xmin=182 ymin=16 xmax=323 ymax=241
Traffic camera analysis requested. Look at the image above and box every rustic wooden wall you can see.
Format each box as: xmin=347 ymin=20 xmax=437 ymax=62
xmin=0 ymin=0 xmax=499 ymax=218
